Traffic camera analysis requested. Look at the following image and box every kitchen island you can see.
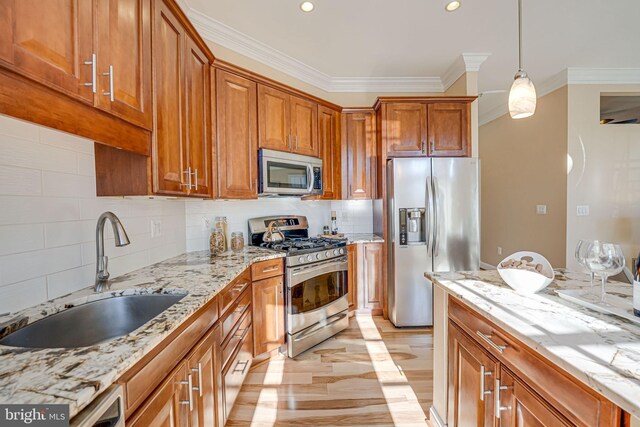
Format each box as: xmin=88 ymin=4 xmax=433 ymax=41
xmin=0 ymin=247 xmax=284 ymax=420
xmin=427 ymin=269 xmax=640 ymax=427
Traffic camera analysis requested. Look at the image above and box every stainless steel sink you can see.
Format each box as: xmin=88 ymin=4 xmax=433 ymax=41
xmin=0 ymin=294 xmax=186 ymax=349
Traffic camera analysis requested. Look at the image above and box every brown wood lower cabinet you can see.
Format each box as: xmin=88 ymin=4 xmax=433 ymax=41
xmin=347 ymin=244 xmax=357 ymax=311
xmin=186 ymin=326 xmax=219 ymax=427
xmin=347 ymin=242 xmax=383 ymax=315
xmin=447 ymin=297 xmax=622 ymax=427
xmin=252 ymin=275 xmax=285 ymax=356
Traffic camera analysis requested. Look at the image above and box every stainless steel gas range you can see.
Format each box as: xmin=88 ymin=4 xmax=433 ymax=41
xmin=248 ymin=216 xmax=349 ymax=357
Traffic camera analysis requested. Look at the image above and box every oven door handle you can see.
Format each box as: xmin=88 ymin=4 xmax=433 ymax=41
xmin=292 ymin=312 xmax=348 ymax=342
xmin=288 ymin=257 xmax=348 ymax=287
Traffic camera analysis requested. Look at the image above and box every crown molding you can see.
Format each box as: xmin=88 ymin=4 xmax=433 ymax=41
xmin=442 ymin=53 xmax=490 ymax=90
xmin=478 ymin=68 xmax=640 ymax=126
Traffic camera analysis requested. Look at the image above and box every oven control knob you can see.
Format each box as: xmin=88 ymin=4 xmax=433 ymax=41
xmin=333 ymin=249 xmax=338 ymax=255
xmin=298 ymin=256 xmax=305 ymax=263
xmin=316 ymin=253 xmax=322 ymax=260
xmin=307 ymin=254 xmax=313 ymax=262
xmin=325 ymin=251 xmax=331 ymax=257
xmin=339 ymin=248 xmax=345 ymax=255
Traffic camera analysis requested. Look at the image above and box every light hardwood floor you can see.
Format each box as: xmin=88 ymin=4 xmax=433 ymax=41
xmin=227 ymin=315 xmax=433 ymax=426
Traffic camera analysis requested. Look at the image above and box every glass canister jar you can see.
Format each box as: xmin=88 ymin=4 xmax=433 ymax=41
xmin=209 ymin=227 xmax=225 ymax=256
xmin=214 ymin=216 xmax=228 ymax=252
xmin=231 ymin=231 xmax=244 ymax=252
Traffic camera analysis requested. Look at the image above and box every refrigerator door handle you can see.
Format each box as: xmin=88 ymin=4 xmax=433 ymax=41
xmin=425 ymin=176 xmax=433 ymax=256
xmin=432 ymin=177 xmax=440 ymax=257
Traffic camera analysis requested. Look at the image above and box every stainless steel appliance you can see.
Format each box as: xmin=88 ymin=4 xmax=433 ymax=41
xmin=71 ymin=385 xmax=125 ymax=427
xmin=258 ymin=149 xmax=323 ymax=196
xmin=387 ymin=158 xmax=480 ymax=327
xmin=248 ymin=216 xmax=349 ymax=357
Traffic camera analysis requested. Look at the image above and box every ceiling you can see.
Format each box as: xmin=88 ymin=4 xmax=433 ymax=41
xmin=183 ymin=0 xmax=640 ymax=120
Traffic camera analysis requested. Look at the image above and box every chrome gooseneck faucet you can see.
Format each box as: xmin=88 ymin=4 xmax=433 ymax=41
xmin=95 ymin=212 xmax=130 ymax=292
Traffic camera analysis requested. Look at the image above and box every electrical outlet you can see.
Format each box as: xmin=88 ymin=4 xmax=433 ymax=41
xmin=577 ymin=205 xmax=590 ymax=216
xmin=536 ymin=205 xmax=547 ymax=215
xmin=497 ymin=246 xmax=503 ymax=256
xmin=150 ymin=219 xmax=162 ymax=238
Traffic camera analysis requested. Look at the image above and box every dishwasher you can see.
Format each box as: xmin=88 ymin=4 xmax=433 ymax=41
xmin=70 ymin=385 xmax=124 ymax=427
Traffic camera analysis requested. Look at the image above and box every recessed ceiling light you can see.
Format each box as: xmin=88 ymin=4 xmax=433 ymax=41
xmin=300 ymin=1 xmax=314 ymax=12
xmin=445 ymin=1 xmax=461 ymax=12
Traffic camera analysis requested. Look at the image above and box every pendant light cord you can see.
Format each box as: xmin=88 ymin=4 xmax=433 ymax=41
xmin=518 ymin=0 xmax=523 ymax=72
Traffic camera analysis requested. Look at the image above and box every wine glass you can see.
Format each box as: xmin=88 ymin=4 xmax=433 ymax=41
xmin=584 ymin=241 xmax=625 ymax=303
xmin=574 ymin=239 xmax=596 ymax=290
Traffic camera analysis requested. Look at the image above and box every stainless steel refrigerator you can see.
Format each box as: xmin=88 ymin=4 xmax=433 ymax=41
xmin=387 ymin=157 xmax=480 ymax=327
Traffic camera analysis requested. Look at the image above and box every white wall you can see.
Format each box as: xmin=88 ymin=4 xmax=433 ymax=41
xmin=184 ymin=199 xmax=333 ymax=251
xmin=566 ymin=84 xmax=640 ymax=270
xmin=330 ymin=200 xmax=375 ymax=234
xmin=0 ymin=115 xmax=187 ymax=314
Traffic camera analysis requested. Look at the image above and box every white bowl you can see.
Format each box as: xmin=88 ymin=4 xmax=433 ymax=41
xmin=497 ymin=251 xmax=554 ymax=294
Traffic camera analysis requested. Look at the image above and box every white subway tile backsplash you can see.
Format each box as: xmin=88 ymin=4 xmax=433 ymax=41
xmin=77 ymin=153 xmax=96 ymax=177
xmin=0 ymin=115 xmax=39 ymax=142
xmin=0 ymin=165 xmax=42 ymax=196
xmin=0 ymin=278 xmax=48 ymax=314
xmin=39 ymin=127 xmax=95 ymax=155
xmin=0 ymin=196 xmax=80 ymax=226
xmin=0 ymin=245 xmax=82 ymax=286
xmin=46 ymin=264 xmax=95 ymax=300
xmin=0 ymin=224 xmax=45 ymax=256
xmin=42 ymin=171 xmax=96 ymax=198
xmin=44 ymin=220 xmax=95 ymax=248
xmin=0 ymin=135 xmax=78 ymax=173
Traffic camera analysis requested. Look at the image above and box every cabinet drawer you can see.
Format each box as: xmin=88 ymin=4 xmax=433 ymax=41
xmin=221 ymin=308 xmax=251 ymax=368
xmin=218 ymin=268 xmax=251 ymax=317
xmin=251 ymin=258 xmax=284 ymax=281
xmin=448 ymin=296 xmax=618 ymax=427
xmin=222 ymin=328 xmax=253 ymax=422
xmin=221 ymin=287 xmax=251 ymax=340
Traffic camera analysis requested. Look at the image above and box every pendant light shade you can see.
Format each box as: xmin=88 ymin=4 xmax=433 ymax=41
xmin=509 ymin=71 xmax=537 ymax=119
xmin=508 ymin=0 xmax=536 ymax=119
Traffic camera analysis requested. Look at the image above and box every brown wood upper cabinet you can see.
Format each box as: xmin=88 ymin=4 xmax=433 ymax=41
xmin=385 ymin=103 xmax=428 ymax=157
xmin=0 ymin=0 xmax=153 ymax=130
xmin=427 ymin=103 xmax=470 ymax=157
xmin=317 ymin=106 xmax=342 ymax=200
xmin=342 ymin=110 xmax=376 ymax=200
xmin=258 ymin=85 xmax=319 ymax=157
xmin=152 ymin=0 xmax=211 ymax=197
xmin=215 ymin=69 xmax=258 ymax=199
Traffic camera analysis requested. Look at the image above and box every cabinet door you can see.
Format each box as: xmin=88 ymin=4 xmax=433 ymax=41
xmin=258 ymin=85 xmax=290 ymax=152
xmin=427 ymin=103 xmax=470 ymax=157
xmin=128 ymin=362 xmax=189 ymax=427
xmin=187 ymin=327 xmax=219 ymax=427
xmin=152 ymin=0 xmax=188 ymax=195
xmin=95 ymin=0 xmax=152 ymax=129
xmin=385 ymin=103 xmax=427 ymax=157
xmin=290 ymin=96 xmax=319 ymax=157
xmin=344 ymin=112 xmax=375 ymax=200
xmin=347 ymin=244 xmax=357 ymax=311
xmin=448 ymin=322 xmax=497 ymax=427
xmin=252 ymin=275 xmax=285 ymax=356
xmin=498 ymin=368 xmax=571 ymax=427
xmin=184 ymin=35 xmax=211 ymax=198
xmin=0 ymin=0 xmax=94 ymax=102
xmin=362 ymin=243 xmax=383 ymax=315
xmin=318 ymin=106 xmax=341 ymax=199
xmin=216 ymin=70 xmax=258 ymax=199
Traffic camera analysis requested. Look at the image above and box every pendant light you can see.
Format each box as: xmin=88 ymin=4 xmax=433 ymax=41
xmin=508 ymin=0 xmax=536 ymax=119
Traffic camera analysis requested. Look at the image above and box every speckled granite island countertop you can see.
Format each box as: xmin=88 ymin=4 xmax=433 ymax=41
xmin=427 ymin=269 xmax=640 ymax=418
xmin=0 ymin=247 xmax=284 ymax=418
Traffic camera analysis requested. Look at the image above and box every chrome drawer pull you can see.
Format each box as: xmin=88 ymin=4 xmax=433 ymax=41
xmin=495 ymin=379 xmax=511 ymax=419
xmin=479 ymin=365 xmax=493 ymax=401
xmin=476 ymin=331 xmax=508 ymax=354
xmin=102 ymin=65 xmax=114 ymax=102
xmin=179 ymin=374 xmax=193 ymax=411
xmin=190 ymin=363 xmax=203 ymax=397
xmin=261 ymin=267 xmax=280 ymax=273
xmin=82 ymin=54 xmax=97 ymax=93
xmin=233 ymin=360 xmax=249 ymax=375
xmin=232 ymin=283 xmax=247 ymax=291
xmin=234 ymin=304 xmax=249 ymax=313
xmin=234 ymin=327 xmax=249 ymax=338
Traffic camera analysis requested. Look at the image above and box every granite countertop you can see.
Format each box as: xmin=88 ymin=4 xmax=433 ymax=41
xmin=0 ymin=247 xmax=284 ymax=418
xmin=427 ymin=269 xmax=640 ymax=418
xmin=343 ymin=233 xmax=384 ymax=244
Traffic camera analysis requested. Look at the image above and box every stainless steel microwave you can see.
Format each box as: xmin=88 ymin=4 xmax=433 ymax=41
xmin=258 ymin=149 xmax=322 ymax=196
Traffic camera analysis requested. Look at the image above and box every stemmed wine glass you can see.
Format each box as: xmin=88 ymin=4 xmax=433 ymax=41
xmin=574 ymin=239 xmax=596 ymax=290
xmin=584 ymin=241 xmax=625 ymax=303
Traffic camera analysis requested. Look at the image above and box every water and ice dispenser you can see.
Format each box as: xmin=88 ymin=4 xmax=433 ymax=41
xmin=398 ymin=208 xmax=426 ymax=246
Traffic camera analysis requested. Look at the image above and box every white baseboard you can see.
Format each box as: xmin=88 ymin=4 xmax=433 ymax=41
xmin=480 ymin=261 xmax=496 ymax=270
xmin=429 ymin=406 xmax=447 ymax=427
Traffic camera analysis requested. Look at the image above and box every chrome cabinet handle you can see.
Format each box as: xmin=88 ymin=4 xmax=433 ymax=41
xmin=479 ymin=365 xmax=493 ymax=401
xmin=190 ymin=363 xmax=203 ymax=397
xmin=232 ymin=283 xmax=247 ymax=292
xmin=294 ymin=135 xmax=298 ymax=151
xmin=234 ymin=304 xmax=249 ymax=313
xmin=233 ymin=360 xmax=249 ymax=375
xmin=495 ymin=379 xmax=510 ymax=419
xmin=181 ymin=167 xmax=192 ymax=188
xmin=287 ymin=135 xmax=292 ymax=150
xmin=421 ymin=140 xmax=426 ymax=154
xmin=82 ymin=53 xmax=97 ymax=93
xmin=179 ymin=374 xmax=194 ymax=411
xmin=190 ymin=168 xmax=198 ymax=191
xmin=476 ymin=331 xmax=508 ymax=354
xmin=102 ymin=65 xmax=114 ymax=102
xmin=262 ymin=267 xmax=280 ymax=273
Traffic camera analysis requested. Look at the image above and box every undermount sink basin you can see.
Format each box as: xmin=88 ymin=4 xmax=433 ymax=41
xmin=0 ymin=293 xmax=186 ymax=349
